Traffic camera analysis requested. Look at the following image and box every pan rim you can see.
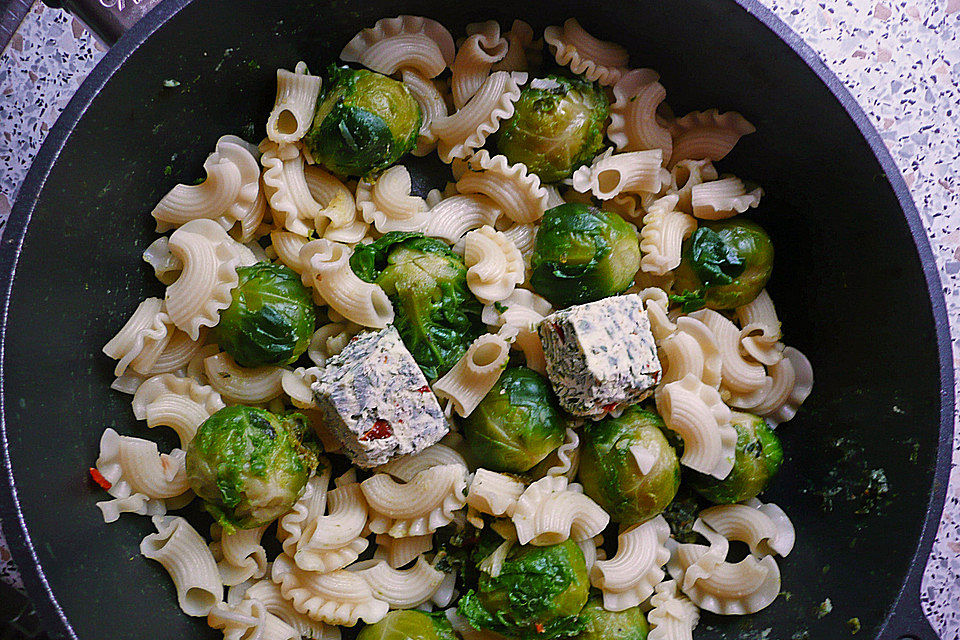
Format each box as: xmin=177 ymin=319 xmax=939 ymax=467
xmin=0 ymin=1 xmax=953 ymax=639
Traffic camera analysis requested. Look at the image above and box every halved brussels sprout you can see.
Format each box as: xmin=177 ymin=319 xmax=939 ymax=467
xmin=357 ymin=610 xmax=457 ymax=640
xmin=186 ymin=405 xmax=319 ymax=532
xmin=213 ymin=262 xmax=315 ymax=367
xmin=688 ymin=410 xmax=783 ymax=503
xmin=578 ymin=406 xmax=680 ymax=527
xmin=497 ymin=74 xmax=609 ymax=183
xmin=530 ymin=203 xmax=640 ymax=307
xmin=578 ymin=597 xmax=649 ymax=640
xmin=462 ymin=366 xmax=566 ymax=473
xmin=303 ymin=66 xmax=421 ymax=176
xmin=458 ymin=539 xmax=589 ymax=640
xmin=672 ymin=218 xmax=774 ymax=310
xmin=351 ymin=232 xmax=483 ymax=379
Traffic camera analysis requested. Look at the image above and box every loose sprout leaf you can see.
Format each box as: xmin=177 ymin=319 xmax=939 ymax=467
xmin=669 ymin=289 xmax=708 ymax=313
xmin=689 ymin=226 xmax=746 ymax=287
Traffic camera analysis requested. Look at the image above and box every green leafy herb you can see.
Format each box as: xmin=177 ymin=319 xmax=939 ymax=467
xmin=669 ymin=289 xmax=707 ymax=313
xmin=688 ymin=226 xmax=746 ymax=286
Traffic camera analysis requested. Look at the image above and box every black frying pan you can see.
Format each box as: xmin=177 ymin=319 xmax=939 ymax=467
xmin=0 ymin=1 xmax=953 ymax=639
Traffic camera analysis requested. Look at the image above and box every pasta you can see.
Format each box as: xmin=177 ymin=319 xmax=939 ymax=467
xmin=276 ymin=468 xmax=331 ymax=558
xmin=102 ymin=297 xmax=173 ymax=377
xmin=543 ymin=18 xmax=628 ymax=86
xmin=356 ymin=165 xmax=430 ymax=234
xmin=512 ymin=476 xmax=610 ymax=546
xmin=639 ymin=195 xmax=698 ymax=276
xmin=690 ymin=176 xmax=763 ymax=220
xmin=267 ymin=62 xmax=322 ymax=145
xmin=340 ymin=15 xmax=456 ymax=79
xmin=751 ymin=346 xmax=814 ymax=425
xmin=467 ymin=469 xmax=526 ymax=517
xmin=590 ymin=516 xmax=671 ymax=611
xmin=608 ymin=68 xmax=673 ymax=157
xmin=456 ymin=149 xmax=549 ymax=224
xmin=463 ymin=225 xmax=525 ymax=304
xmin=208 ymin=135 xmax=268 ymax=242
xmin=658 ymin=316 xmax=723 ymax=388
xmin=241 ymin=579 xmax=338 ymax=640
xmin=481 ymin=288 xmax=551 ymax=374
xmin=698 ymin=500 xmax=795 ymax=558
xmin=664 ymin=159 xmax=719 ymax=215
xmin=401 ymin=70 xmax=449 ymax=157
xmin=572 ymin=148 xmax=664 ymax=199
xmin=131 ymin=373 xmax=225 ymax=447
xmin=433 ymin=333 xmax=511 ymax=417
xmin=668 ymin=109 xmax=756 ymax=168
xmin=307 ymin=321 xmax=363 ymax=367
xmin=352 ymin=557 xmax=445 ymax=608
xmin=376 ymin=443 xmax=467 ymax=482
xmin=690 ymin=309 xmax=771 ymax=408
xmin=375 ymin=533 xmax=434 ymax=569
xmin=362 ymin=464 xmax=468 ymax=537
xmin=304 ymin=165 xmax=360 ymax=234
xmin=260 ymin=140 xmax=322 ymax=237
xmin=152 ymin=150 xmax=242 ymax=233
xmin=143 ymin=236 xmax=184 ymax=285
xmin=736 ymin=289 xmax=784 ymax=366
xmin=647 ymin=580 xmax=700 ymax=640
xmin=270 ymin=230 xmax=310 ymax=272
xmin=491 ymin=20 xmax=538 ymax=72
xmin=210 ymin=523 xmax=269 ymax=586
xmin=140 ymin=515 xmax=222 ymax=617
xmin=451 ymin=21 xmax=509 ymax=109
xmin=203 ymin=352 xmax=285 ymax=404
xmin=294 ymin=480 xmax=370 ymax=573
xmin=208 ymin=599 xmax=299 ymax=640
xmin=424 ymin=193 xmax=501 ymax=243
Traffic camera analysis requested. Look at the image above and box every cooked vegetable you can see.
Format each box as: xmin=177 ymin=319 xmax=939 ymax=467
xmin=688 ymin=410 xmax=783 ymax=503
xmin=357 ymin=610 xmax=457 ymax=640
xmin=578 ymin=406 xmax=680 ymax=527
xmin=462 ymin=366 xmax=567 ymax=473
xmin=497 ymin=74 xmax=608 ymax=183
xmin=673 ymin=218 xmax=774 ymax=310
xmin=185 ymin=405 xmax=319 ymax=532
xmin=213 ymin=262 xmax=315 ymax=367
xmin=303 ymin=66 xmax=421 ymax=176
xmin=530 ymin=203 xmax=641 ymax=307
xmin=351 ymin=232 xmax=483 ymax=379
xmin=458 ymin=540 xmax=589 ymax=640
xmin=578 ymin=597 xmax=649 ymax=640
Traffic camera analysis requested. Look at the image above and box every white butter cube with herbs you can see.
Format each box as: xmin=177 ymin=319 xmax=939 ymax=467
xmin=312 ymin=326 xmax=448 ymax=467
xmin=539 ymin=294 xmax=661 ymax=417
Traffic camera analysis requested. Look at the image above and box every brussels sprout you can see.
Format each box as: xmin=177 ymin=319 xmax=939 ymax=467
xmin=357 ymin=610 xmax=457 ymax=640
xmin=578 ymin=406 xmax=680 ymax=527
xmin=186 ymin=405 xmax=319 ymax=532
xmin=672 ymin=218 xmax=774 ymax=310
xmin=462 ymin=366 xmax=567 ymax=473
xmin=688 ymin=411 xmax=783 ymax=504
xmin=530 ymin=203 xmax=641 ymax=307
xmin=351 ymin=232 xmax=483 ymax=379
xmin=578 ymin=597 xmax=649 ymax=640
xmin=497 ymin=74 xmax=608 ymax=183
xmin=303 ymin=66 xmax=421 ymax=176
xmin=459 ymin=540 xmax=589 ymax=640
xmin=213 ymin=262 xmax=315 ymax=367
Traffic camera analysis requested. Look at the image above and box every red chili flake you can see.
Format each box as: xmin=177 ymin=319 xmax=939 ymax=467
xmin=417 ymin=385 xmax=431 ymax=393
xmin=602 ymin=402 xmax=619 ymax=413
xmin=359 ymin=419 xmax=393 ymax=441
xmin=535 ymin=623 xmax=545 ymax=634
xmin=552 ymin=321 xmax=565 ymax=341
xmin=89 ymin=467 xmax=112 ymax=491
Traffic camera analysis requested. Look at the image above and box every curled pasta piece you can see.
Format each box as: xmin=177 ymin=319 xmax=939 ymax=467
xmin=362 ymin=464 xmax=468 ymax=537
xmin=608 ymin=69 xmax=673 ymax=156
xmin=376 ymin=444 xmax=467 ymax=482
xmin=166 ymin=219 xmax=254 ymax=340
xmin=647 ymin=579 xmax=700 ymax=640
xmin=96 ymin=428 xmax=189 ymax=500
xmin=467 ymin=469 xmax=526 ymax=517
xmin=141 ymin=515 xmax=222 ymax=617
xmin=353 ymin=557 xmax=445 ymax=608
xmin=203 ymin=352 xmax=284 ymax=404
xmin=356 ymin=165 xmax=430 ymax=233
xmin=452 ymin=21 xmax=509 ymax=108
xmin=492 ymin=20 xmax=538 ymax=72
xmin=208 ymin=599 xmax=299 ymax=640
xmin=243 ymin=579 xmax=340 ymax=640
xmin=664 ymin=159 xmax=719 ymax=215
xmin=668 ymin=109 xmax=756 ymax=168
xmin=456 ymin=150 xmax=548 ymax=224
xmin=281 ymin=366 xmax=322 ymax=409
xmin=209 ymin=135 xmax=268 ymax=242
xmin=210 ymin=523 xmax=269 ymax=587
xmin=424 ymin=194 xmax=501 ymax=243
xmin=143 ymin=236 xmax=183 ymax=285
xmin=307 ymin=321 xmax=363 ymax=367
xmin=145 ymin=327 xmax=206 ymax=375
xmin=132 ymin=373 xmax=225 ymax=447
xmin=543 ymin=18 xmax=627 ymax=85
xmin=638 ymin=286 xmax=676 ymax=342
xmin=463 ymin=225 xmax=525 ymax=304
xmin=572 ymin=148 xmax=664 ymax=199
xmin=591 ymin=516 xmax=671 ymax=611
xmin=538 ymin=427 xmax=580 ymax=480
xmin=659 ymin=316 xmax=722 ymax=388
xmin=499 ymin=222 xmax=538 ymax=266
xmin=691 ymin=309 xmax=771 ymax=408
xmin=295 ymin=481 xmax=370 ymax=573
xmin=151 ymin=154 xmax=242 ymax=233
xmin=639 ymin=195 xmax=698 ymax=276
xmin=270 ymin=230 xmax=310 ymax=273
xmin=276 ymin=467 xmax=332 ymax=557
xmin=375 ymin=533 xmax=434 ymax=569
xmin=751 ymin=347 xmax=813 ymax=425
xmin=103 ymin=297 xmax=173 ymax=377
xmin=402 ymin=70 xmax=449 ymax=157
xmin=300 ymin=239 xmax=395 ymax=328
xmin=268 ymin=62 xmax=322 ymax=144
xmin=271 ymin=554 xmax=389 ymax=626
xmin=736 ymin=289 xmax=784 ymax=366
xmin=260 ymin=140 xmax=322 ymax=236
xmin=431 ymin=71 xmax=527 ymax=163
xmin=340 ymin=15 xmax=455 ymax=79
xmin=577 ymin=535 xmax=606 ymax=573
xmin=303 ymin=165 xmax=358 ymax=233
xmin=433 ymin=333 xmax=511 ymax=417
xmin=655 ymin=373 xmax=737 ymax=480
xmin=512 ymin=476 xmax=610 ymax=546
xmin=699 ymin=500 xmax=795 ymax=558
xmin=690 ymin=176 xmax=762 ymax=220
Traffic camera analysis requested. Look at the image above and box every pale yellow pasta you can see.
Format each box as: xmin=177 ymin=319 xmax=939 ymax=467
xmin=512 ymin=476 xmax=609 ymax=546
xmin=499 ymin=221 xmax=538 ymax=265
xmin=751 ymin=346 xmax=814 ymax=425
xmin=102 ymin=297 xmax=173 ymax=377
xmin=591 ymin=516 xmax=671 ymax=611
xmin=267 ymin=62 xmax=322 ymax=144
xmin=538 ymin=427 xmax=580 ymax=480
xmin=402 ymin=70 xmax=449 ymax=157
xmin=241 ymin=579 xmax=338 ymax=640
xmin=203 ymin=352 xmax=285 ymax=404
xmin=639 ymin=195 xmax=697 ymax=276
xmin=576 ymin=535 xmax=606 ymax=573
xmin=140 ymin=515 xmax=222 ymax=617
xmin=424 ymin=193 xmax=501 ymax=243
xmin=543 ymin=18 xmax=628 ymax=86
xmin=132 ymin=373 xmax=225 ymax=447
xmin=572 ymin=148 xmax=664 ymax=200
xmin=375 ymin=533 xmax=434 ymax=569
xmin=452 ymin=21 xmax=508 ymax=108
xmin=277 ymin=468 xmax=332 ymax=557
xmin=664 ymin=159 xmax=719 ymax=215
xmin=467 ymin=469 xmax=526 ymax=517
xmin=145 ymin=327 xmax=207 ymax=375
xmin=647 ymin=580 xmax=700 ymax=640
xmin=668 ymin=109 xmax=756 ymax=168
xmin=152 ymin=154 xmax=242 ymax=233
xmin=353 ymin=557 xmax=445 ymax=608
xmin=456 ymin=149 xmax=548 ymax=224
xmin=433 ymin=333 xmax=511 ymax=417
xmin=303 ymin=164 xmax=359 ymax=233
xmin=300 ymin=239 xmax=395 ymax=328
xmin=691 ymin=309 xmax=771 ymax=408
xmin=260 ymin=139 xmax=322 ymax=236
xmin=608 ymin=68 xmax=673 ymax=156
xmin=97 ymin=428 xmax=189 ymax=500
xmin=638 ymin=286 xmax=676 ymax=342
xmin=690 ymin=176 xmax=763 ymax=220
xmin=186 ymin=343 xmax=221 ymax=386
xmin=270 ymin=230 xmax=310 ymax=273
xmin=736 ymin=289 xmax=784 ymax=366
xmin=340 ymin=15 xmax=456 ymax=79
xmin=295 ymin=481 xmax=370 ymax=573
xmin=280 ymin=366 xmax=322 ymax=409
xmin=492 ymin=20 xmax=539 ymax=72
xmin=659 ymin=316 xmax=723 ymax=388
xmin=356 ymin=165 xmax=430 ymax=233
xmin=307 ymin=321 xmax=363 ymax=367
xmin=362 ymin=464 xmax=468 ymax=538
xmin=376 ymin=444 xmax=467 ymax=482
xmin=699 ymin=500 xmax=795 ymax=558
xmin=143 ymin=236 xmax=183 ymax=285
xmin=209 ymin=135 xmax=268 ymax=242
xmin=207 ymin=599 xmax=299 ymax=640
xmin=210 ymin=523 xmax=269 ymax=587
xmin=463 ymin=225 xmax=525 ymax=304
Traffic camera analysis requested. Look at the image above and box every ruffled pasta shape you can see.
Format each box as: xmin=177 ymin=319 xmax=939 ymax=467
xmin=736 ymin=289 xmax=784 ymax=366
xmin=608 ymin=68 xmax=673 ymax=156
xmin=141 ymin=515 xmax=222 ymax=617
xmin=95 ymin=427 xmax=189 ymax=501
xmin=376 ymin=443 xmax=467 ymax=482
xmin=668 ymin=109 xmax=756 ymax=168
xmin=698 ymin=500 xmax=795 ymax=558
xmin=300 ymin=239 xmax=395 ymax=328
xmin=281 ymin=366 xmax=322 ymax=409
xmin=353 ymin=557 xmax=445 ymax=608
xmin=690 ymin=309 xmax=771 ymax=408
xmin=260 ymin=139 xmax=322 ymax=236
xmin=210 ymin=523 xmax=269 ymax=586
xmin=590 ymin=516 xmax=671 ymax=611
xmin=145 ymin=326 xmax=207 ymax=375
xmin=340 ymin=15 xmax=456 ymax=79
xmin=431 ymin=71 xmax=527 ymax=163
xmin=132 ymin=373 xmax=225 ymax=447
xmin=304 ymin=164 xmax=361 ymax=234
xmin=362 ymin=464 xmax=468 ymax=538
xmin=452 ymin=21 xmax=509 ymax=109
xmin=294 ymin=480 xmax=370 ymax=573
xmin=690 ymin=176 xmax=762 ymax=220
xmin=655 ymin=373 xmax=737 ymax=480
xmin=433 ymin=333 xmax=511 ymax=417
xmin=647 ymin=580 xmax=699 ymax=640
xmin=456 ymin=150 xmax=548 ymax=224
xmin=577 ymin=535 xmax=606 ymax=574
xmin=267 ymin=62 xmax=322 ymax=145
xmin=209 ymin=135 xmax=268 ymax=242
xmin=538 ymin=427 xmax=581 ymax=480
xmin=664 ymin=159 xmax=719 ymax=215
xmin=242 ymin=579 xmax=339 ymax=640
xmin=203 ymin=352 xmax=285 ymax=404
xmin=143 ymin=236 xmax=183 ymax=285
xmin=638 ymin=286 xmax=676 ymax=342
xmin=491 ymin=20 xmax=539 ymax=72
xmin=356 ymin=165 xmax=430 ymax=233
xmin=467 ymin=469 xmax=526 ymax=517
xmin=639 ymin=195 xmax=697 ymax=276
xmin=152 ymin=151 xmax=242 ymax=233
xmin=307 ymin=321 xmax=363 ymax=367
xmin=751 ymin=346 xmax=814 ymax=425
xmin=512 ymin=476 xmax=610 ymax=546
xmin=543 ymin=18 xmax=628 ymax=86
xmin=424 ymin=194 xmax=501 ymax=243
xmin=572 ymin=148 xmax=664 ymax=199
xmin=375 ymin=533 xmax=434 ymax=569
xmin=277 ymin=468 xmax=332 ymax=557
xmin=463 ymin=225 xmax=525 ymax=304
xmin=402 ymin=70 xmax=449 ymax=157
xmin=102 ymin=297 xmax=173 ymax=376
xmin=659 ymin=316 xmax=722 ymax=388
xmin=270 ymin=230 xmax=310 ymax=273
xmin=481 ymin=289 xmax=551 ymax=374
xmin=208 ymin=599 xmax=299 ymax=640
xmin=271 ymin=554 xmax=389 ymax=626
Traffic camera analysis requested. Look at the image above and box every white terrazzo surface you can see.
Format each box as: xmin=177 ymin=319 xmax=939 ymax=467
xmin=0 ymin=0 xmax=958 ymax=637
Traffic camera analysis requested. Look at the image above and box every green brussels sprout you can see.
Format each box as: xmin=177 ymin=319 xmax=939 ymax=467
xmin=351 ymin=232 xmax=483 ymax=379
xmin=213 ymin=262 xmax=315 ymax=367
xmin=459 ymin=540 xmax=589 ymax=640
xmin=186 ymin=405 xmax=319 ymax=533
xmin=497 ymin=74 xmax=608 ymax=183
xmin=688 ymin=411 xmax=783 ymax=503
xmin=462 ymin=366 xmax=567 ymax=473
xmin=357 ymin=610 xmax=457 ymax=640
xmin=672 ymin=218 xmax=774 ymax=311
xmin=578 ymin=597 xmax=649 ymax=640
xmin=303 ymin=66 xmax=421 ymax=176
xmin=531 ymin=203 xmax=641 ymax=307
xmin=578 ymin=406 xmax=680 ymax=527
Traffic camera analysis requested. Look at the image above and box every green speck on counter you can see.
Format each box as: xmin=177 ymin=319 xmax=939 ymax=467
xmin=846 ymin=618 xmax=861 ymax=634
xmin=163 ymin=79 xmax=181 ymax=88
xmin=816 ymin=598 xmax=833 ymax=619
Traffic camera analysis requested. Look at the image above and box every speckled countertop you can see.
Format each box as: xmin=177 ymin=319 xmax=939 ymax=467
xmin=0 ymin=0 xmax=958 ymax=637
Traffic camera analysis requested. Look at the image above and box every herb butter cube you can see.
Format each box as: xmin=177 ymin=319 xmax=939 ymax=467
xmin=538 ymin=294 xmax=661 ymax=417
xmin=312 ymin=326 xmax=448 ymax=467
